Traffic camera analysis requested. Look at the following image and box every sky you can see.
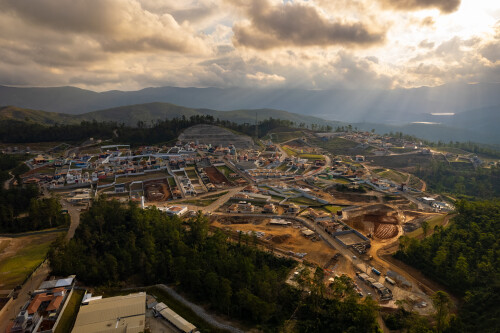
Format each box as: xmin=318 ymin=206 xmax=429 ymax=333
xmin=0 ymin=0 xmax=498 ymax=91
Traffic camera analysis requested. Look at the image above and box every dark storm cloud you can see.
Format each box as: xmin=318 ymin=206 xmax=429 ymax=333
xmin=231 ymin=0 xmax=385 ymax=50
xmin=378 ymin=0 xmax=461 ymax=13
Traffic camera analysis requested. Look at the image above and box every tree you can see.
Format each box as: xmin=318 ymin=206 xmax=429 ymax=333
xmin=421 ymin=220 xmax=429 ymax=238
xmin=432 ymin=291 xmax=452 ymax=332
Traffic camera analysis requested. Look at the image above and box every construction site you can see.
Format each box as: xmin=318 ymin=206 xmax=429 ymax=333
xmin=211 ymin=216 xmax=337 ymax=267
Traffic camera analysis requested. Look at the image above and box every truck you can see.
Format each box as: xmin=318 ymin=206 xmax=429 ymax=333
xmin=371 ymin=267 xmax=381 ymax=275
xmin=385 ymin=277 xmax=396 ymax=285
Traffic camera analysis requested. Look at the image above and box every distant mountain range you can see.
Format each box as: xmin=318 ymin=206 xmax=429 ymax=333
xmin=0 ymin=103 xmax=339 ymax=127
xmin=0 ymin=83 xmax=498 ymax=145
xmin=1 ymin=83 xmax=499 ymax=124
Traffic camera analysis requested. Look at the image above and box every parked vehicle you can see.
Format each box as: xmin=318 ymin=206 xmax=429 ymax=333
xmin=385 ymin=276 xmax=396 ymax=285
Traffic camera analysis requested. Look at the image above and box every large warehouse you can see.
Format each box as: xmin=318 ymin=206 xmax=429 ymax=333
xmin=72 ymin=292 xmax=146 ymax=333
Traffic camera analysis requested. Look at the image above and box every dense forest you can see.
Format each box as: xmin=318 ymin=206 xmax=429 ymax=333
xmin=395 ymin=200 xmax=500 ymax=332
xmin=0 ymin=116 xmax=315 ymax=145
xmin=48 ymin=199 xmax=379 ymax=332
xmin=0 ymin=153 xmax=30 ymax=183
xmin=415 ymin=161 xmax=500 ymax=199
xmin=383 ymin=132 xmax=500 ymax=158
xmin=0 ymin=186 xmax=69 ymax=233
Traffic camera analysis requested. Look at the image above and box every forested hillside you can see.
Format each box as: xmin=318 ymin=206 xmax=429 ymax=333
xmin=0 ymin=186 xmax=69 ymax=233
xmin=415 ymin=161 xmax=500 ymax=199
xmin=395 ymin=200 xmax=500 ymax=332
xmin=48 ymin=199 xmax=380 ymax=332
xmin=0 ymin=116 xmax=303 ymax=145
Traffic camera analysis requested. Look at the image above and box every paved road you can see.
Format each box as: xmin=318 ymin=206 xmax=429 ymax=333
xmin=156 ymin=284 xmax=244 ymax=333
xmin=0 ymin=262 xmax=51 ymax=332
xmin=0 ymin=193 xmax=83 ymax=329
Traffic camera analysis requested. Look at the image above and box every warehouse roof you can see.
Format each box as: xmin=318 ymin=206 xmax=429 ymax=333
xmin=72 ymin=292 xmax=146 ymax=333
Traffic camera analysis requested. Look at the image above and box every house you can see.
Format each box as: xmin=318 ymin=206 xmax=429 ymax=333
xmin=6 ymin=276 xmax=75 ymax=333
xmin=307 ymin=209 xmax=331 ymax=222
xmin=263 ymin=204 xmax=277 ymax=213
xmin=227 ymin=203 xmax=255 ymax=213
xmin=355 ymin=155 xmax=365 ymax=162
xmin=163 ymin=206 xmax=188 ymax=216
xmin=286 ymin=203 xmax=300 ymax=214
xmin=301 ymin=228 xmax=315 ymax=237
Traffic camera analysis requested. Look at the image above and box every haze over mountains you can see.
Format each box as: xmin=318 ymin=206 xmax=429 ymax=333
xmin=0 ymin=83 xmax=499 ymax=144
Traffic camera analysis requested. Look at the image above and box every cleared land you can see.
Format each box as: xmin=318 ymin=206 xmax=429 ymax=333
xmin=369 ymin=153 xmax=446 ymax=170
xmin=0 ymin=231 xmax=63 ymax=289
xmin=204 ymin=166 xmax=232 ymax=186
xmin=310 ymin=137 xmax=370 ymax=155
xmin=375 ymin=169 xmax=407 ymax=184
xmin=212 ymin=217 xmax=336 ymax=266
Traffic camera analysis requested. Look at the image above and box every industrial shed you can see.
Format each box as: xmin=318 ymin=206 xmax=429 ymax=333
xmin=72 ymin=292 xmax=146 ymax=333
xmin=153 ymin=302 xmax=197 ymax=333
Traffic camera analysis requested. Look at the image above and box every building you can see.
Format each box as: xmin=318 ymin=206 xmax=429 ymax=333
xmin=72 ymin=293 xmax=146 ymax=333
xmin=227 ymin=202 xmax=255 ymax=213
xmin=263 ymin=203 xmax=277 ymax=213
xmin=6 ymin=276 xmax=75 ymax=333
xmin=162 ymin=206 xmax=188 ymax=216
xmin=286 ymin=203 xmax=300 ymax=214
xmin=153 ymin=302 xmax=197 ymax=333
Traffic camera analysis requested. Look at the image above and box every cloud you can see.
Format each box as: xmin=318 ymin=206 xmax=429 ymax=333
xmin=378 ymin=0 xmax=461 ymax=13
xmin=246 ymin=72 xmax=286 ymax=83
xmin=480 ymin=21 xmax=500 ymax=63
xmin=0 ymin=0 xmax=209 ymax=54
xmin=231 ymin=0 xmax=386 ymax=50
xmin=419 ymin=40 xmax=435 ymax=48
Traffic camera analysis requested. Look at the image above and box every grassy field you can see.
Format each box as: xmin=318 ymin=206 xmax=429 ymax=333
xmin=185 ymin=168 xmax=198 ymax=179
xmin=407 ymin=214 xmax=447 ymax=238
xmin=54 ymin=290 xmax=85 ymax=333
xmin=282 ymin=145 xmax=298 ymax=157
xmin=376 ymin=169 xmax=407 ymax=183
xmin=389 ymin=147 xmax=416 ymax=154
xmin=288 ymin=196 xmax=322 ymax=206
xmin=323 ymin=205 xmax=343 ymax=213
xmin=300 ymin=154 xmax=325 ymax=160
xmin=216 ymin=165 xmax=234 ymax=178
xmin=310 ymin=137 xmax=369 ymax=156
xmin=177 ymin=191 xmax=228 ymax=207
xmin=147 ymin=286 xmax=231 ymax=333
xmin=276 ymin=163 xmax=290 ymax=171
xmin=115 ymin=172 xmax=167 ymax=184
xmin=332 ymin=177 xmax=351 ymax=184
xmin=0 ymin=232 xmax=63 ymax=289
xmin=370 ymin=153 xmax=446 ymax=170
xmin=270 ymin=131 xmax=304 ymax=143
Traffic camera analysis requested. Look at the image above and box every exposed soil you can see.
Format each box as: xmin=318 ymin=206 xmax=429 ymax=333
xmin=211 ymin=217 xmax=336 ymax=266
xmin=204 ymin=166 xmax=232 ymax=186
xmin=344 ymin=204 xmax=402 ymax=240
xmin=271 ymin=234 xmax=291 ymax=244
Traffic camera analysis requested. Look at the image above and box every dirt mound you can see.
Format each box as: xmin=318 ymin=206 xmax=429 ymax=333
xmin=179 ymin=124 xmax=254 ymax=148
xmin=271 ymin=234 xmax=291 ymax=244
xmin=374 ymin=224 xmax=398 ymax=239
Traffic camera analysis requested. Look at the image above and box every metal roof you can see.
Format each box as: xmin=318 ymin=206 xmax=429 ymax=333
xmin=39 ymin=276 xmax=74 ymax=290
xmin=154 ymin=302 xmax=196 ymax=333
xmin=72 ymin=293 xmax=146 ymax=333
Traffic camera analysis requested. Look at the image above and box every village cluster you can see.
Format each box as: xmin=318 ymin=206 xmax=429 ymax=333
xmin=4 ymin=126 xmax=479 ymax=332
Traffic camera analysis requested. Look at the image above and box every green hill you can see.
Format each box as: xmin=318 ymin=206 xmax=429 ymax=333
xmin=0 ymin=106 xmax=81 ymax=125
xmin=0 ymin=102 xmax=340 ymax=127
